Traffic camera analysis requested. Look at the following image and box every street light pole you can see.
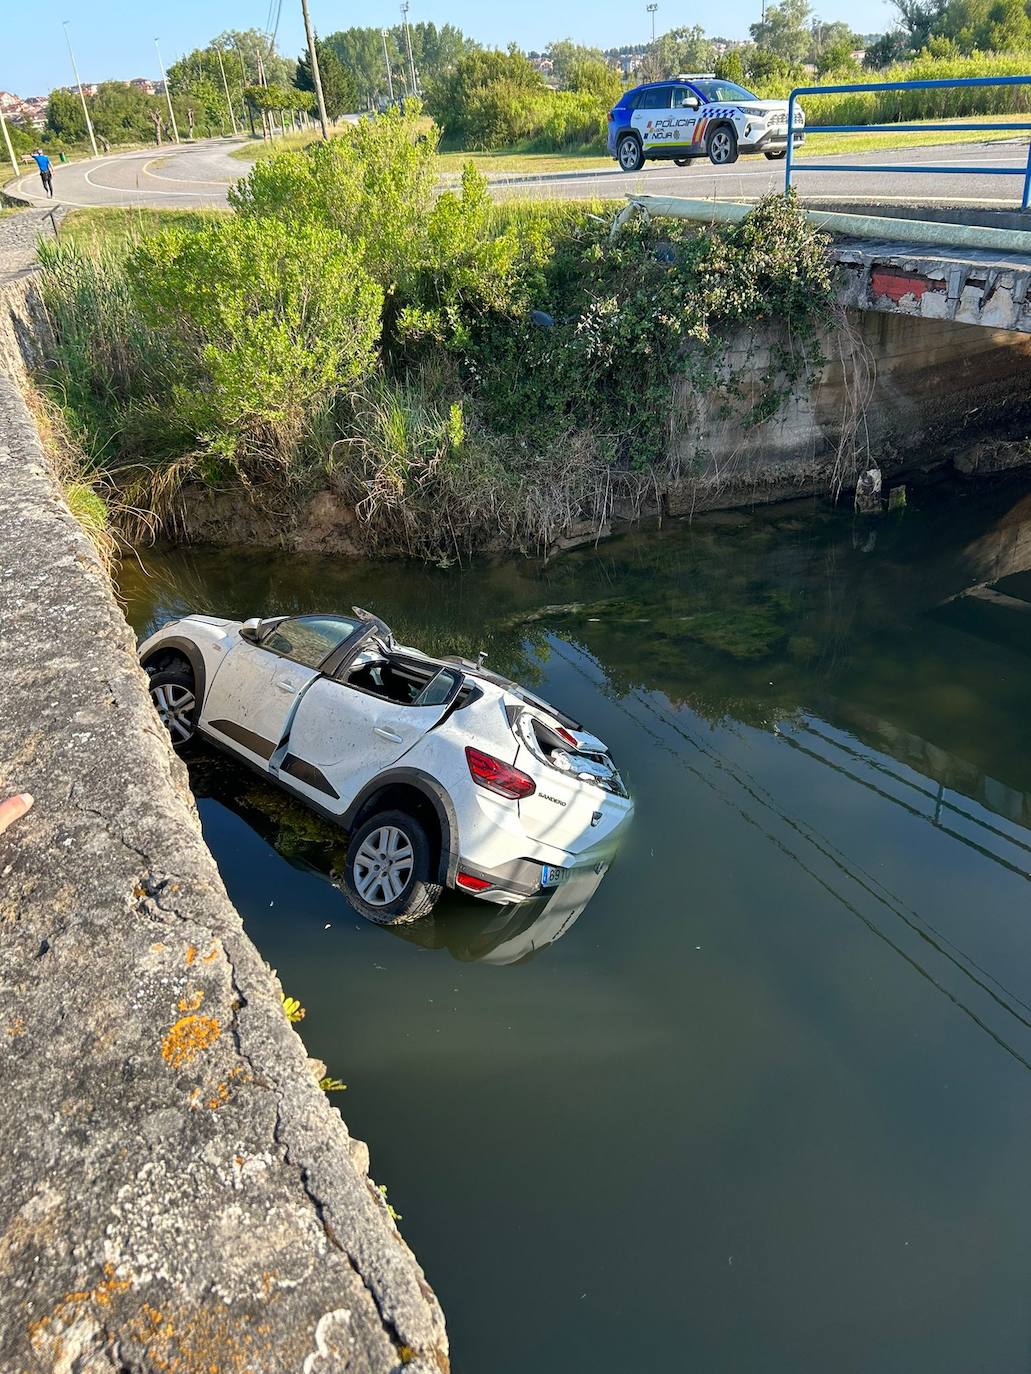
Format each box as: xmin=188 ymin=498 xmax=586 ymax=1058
xmin=0 ymin=106 xmax=19 ymax=182
xmin=217 ymin=47 xmax=239 ymax=136
xmin=63 ymin=20 xmax=99 ymax=158
xmin=401 ymin=2 xmax=417 ymax=97
xmin=154 ymin=38 xmax=180 ymax=143
xmin=647 ymin=2 xmax=658 ymax=41
xmin=382 ymin=29 xmax=395 ymax=105
xmin=299 ymin=0 xmax=330 ymax=140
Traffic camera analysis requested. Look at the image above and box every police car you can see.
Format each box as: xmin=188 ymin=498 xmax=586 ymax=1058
xmin=608 ymin=74 xmax=805 ymax=171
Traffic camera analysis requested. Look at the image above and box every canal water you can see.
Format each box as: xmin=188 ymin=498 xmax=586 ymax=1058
xmin=120 ymin=481 xmax=1031 ymax=1374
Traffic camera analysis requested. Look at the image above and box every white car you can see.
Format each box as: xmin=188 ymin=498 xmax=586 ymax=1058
xmin=608 ymin=74 xmax=806 ymax=170
xmin=139 ymin=610 xmax=633 ymax=924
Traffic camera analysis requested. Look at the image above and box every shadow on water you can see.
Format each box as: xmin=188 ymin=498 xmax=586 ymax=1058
xmin=118 ymin=476 xmax=1031 ymax=1374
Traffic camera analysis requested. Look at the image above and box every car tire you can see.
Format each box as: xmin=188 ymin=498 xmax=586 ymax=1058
xmin=617 ymin=135 xmax=644 ymax=173
xmin=148 ymin=668 xmax=198 ymax=752
xmin=673 ymin=157 xmax=692 ymax=167
xmin=343 ymin=809 xmax=441 ymax=925
xmin=764 ymin=149 xmax=787 ymax=160
xmin=706 ymin=124 xmax=738 ymax=166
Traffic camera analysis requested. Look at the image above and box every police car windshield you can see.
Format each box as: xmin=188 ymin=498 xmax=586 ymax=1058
xmin=690 ymin=80 xmax=759 ymax=102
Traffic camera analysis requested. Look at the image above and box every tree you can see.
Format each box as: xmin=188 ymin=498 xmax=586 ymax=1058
xmin=296 ymin=39 xmax=359 ymax=120
xmin=326 ymin=27 xmax=393 ymax=105
xmin=426 ymin=48 xmax=544 ymax=146
xmin=862 ymin=29 xmax=911 ymax=64
xmin=639 ymin=26 xmax=715 ymax=82
xmin=544 ymin=39 xmax=607 ymax=86
xmin=891 ymin=0 xmax=950 ymax=50
xmin=46 ymin=88 xmax=88 ymax=141
xmin=714 ymin=49 xmax=746 ymax=83
xmin=750 ymin=0 xmax=813 ymax=64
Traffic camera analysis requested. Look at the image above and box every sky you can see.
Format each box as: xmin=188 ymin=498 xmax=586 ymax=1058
xmin=5 ymin=0 xmax=898 ymax=97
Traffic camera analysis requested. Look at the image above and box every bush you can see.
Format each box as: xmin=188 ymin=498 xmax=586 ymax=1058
xmin=231 ymin=104 xmax=545 ymax=355
xmin=125 ymin=216 xmax=382 ymax=468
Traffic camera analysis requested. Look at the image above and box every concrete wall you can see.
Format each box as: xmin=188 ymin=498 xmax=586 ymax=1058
xmin=0 ymin=352 xmax=447 ymax=1370
xmin=664 ymin=307 xmax=1031 ymax=515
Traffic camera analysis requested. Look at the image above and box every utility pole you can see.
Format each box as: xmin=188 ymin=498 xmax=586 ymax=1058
xmin=401 ymin=2 xmax=417 ymax=97
xmin=299 ymin=0 xmax=330 ymax=139
xmin=0 ymin=106 xmax=19 ymax=181
xmin=647 ymin=2 xmax=658 ymax=41
xmin=217 ymin=47 xmax=239 ymax=136
xmin=382 ymin=29 xmax=394 ymax=106
xmin=63 ymin=21 xmax=99 ymax=158
xmin=154 ymin=38 xmax=180 ymax=143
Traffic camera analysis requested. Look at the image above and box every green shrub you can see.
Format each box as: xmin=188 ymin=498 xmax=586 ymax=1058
xmin=125 ymin=215 xmax=382 ymax=469
xmin=232 ymin=104 xmax=545 ymax=356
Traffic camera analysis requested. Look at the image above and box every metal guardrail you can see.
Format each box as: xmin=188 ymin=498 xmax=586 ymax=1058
xmin=784 ymin=74 xmax=1031 ymax=210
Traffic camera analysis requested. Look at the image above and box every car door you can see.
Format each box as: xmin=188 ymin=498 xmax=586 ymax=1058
xmin=275 ymin=664 xmax=464 ymax=813
xmin=200 ymin=615 xmax=359 ymax=770
xmin=631 ymin=84 xmax=673 ymax=157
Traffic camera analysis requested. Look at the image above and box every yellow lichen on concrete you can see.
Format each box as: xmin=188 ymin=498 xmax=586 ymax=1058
xmin=161 ymin=1015 xmax=221 ymax=1070
xmin=28 ymin=1263 xmax=133 ymax=1358
xmin=177 ymin=989 xmax=204 ymax=1013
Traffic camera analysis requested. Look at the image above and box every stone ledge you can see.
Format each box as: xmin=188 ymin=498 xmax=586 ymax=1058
xmin=0 ymin=371 xmax=447 ymax=1372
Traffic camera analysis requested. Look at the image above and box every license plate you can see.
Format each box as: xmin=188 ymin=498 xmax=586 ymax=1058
xmin=541 ymin=865 xmax=566 ymax=888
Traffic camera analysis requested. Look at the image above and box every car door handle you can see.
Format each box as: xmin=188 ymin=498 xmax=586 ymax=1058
xmin=274 ymin=680 xmax=297 ymax=694
xmin=374 ymin=726 xmax=403 ymax=744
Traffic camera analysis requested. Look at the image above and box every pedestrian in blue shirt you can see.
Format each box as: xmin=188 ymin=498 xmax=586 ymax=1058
xmin=31 ymin=150 xmax=53 ymax=197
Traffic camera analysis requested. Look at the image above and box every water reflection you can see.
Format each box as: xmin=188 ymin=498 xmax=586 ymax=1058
xmin=186 ymin=753 xmax=603 ymax=964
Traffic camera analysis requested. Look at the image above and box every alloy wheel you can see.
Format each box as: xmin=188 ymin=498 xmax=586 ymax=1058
xmin=151 ymin=682 xmax=196 ymax=741
xmin=710 ymin=130 xmax=733 ymax=163
xmin=353 ymin=825 xmax=415 ymax=907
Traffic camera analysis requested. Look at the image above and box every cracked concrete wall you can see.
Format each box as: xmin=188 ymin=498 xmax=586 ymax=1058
xmin=0 ymin=368 xmax=448 ymax=1371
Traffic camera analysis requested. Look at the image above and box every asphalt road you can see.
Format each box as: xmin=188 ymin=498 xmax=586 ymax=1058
xmin=8 ymin=135 xmax=1031 ymax=211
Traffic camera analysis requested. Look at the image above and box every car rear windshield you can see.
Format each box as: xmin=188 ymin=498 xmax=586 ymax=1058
xmin=691 ymin=80 xmax=759 ymax=103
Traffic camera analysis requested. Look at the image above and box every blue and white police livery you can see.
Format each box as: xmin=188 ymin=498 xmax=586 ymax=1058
xmin=607 ymin=74 xmax=805 ymax=172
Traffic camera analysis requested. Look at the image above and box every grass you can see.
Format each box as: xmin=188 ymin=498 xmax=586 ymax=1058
xmin=796 ymin=112 xmax=1031 ymax=158
xmin=229 ymin=129 xmax=326 ymax=161
xmin=436 ymin=147 xmax=612 ymax=175
xmin=58 ymin=206 xmax=228 ymax=252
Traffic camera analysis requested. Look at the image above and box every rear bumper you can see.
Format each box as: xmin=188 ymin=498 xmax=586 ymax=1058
xmin=453 ymin=818 xmax=632 ymax=905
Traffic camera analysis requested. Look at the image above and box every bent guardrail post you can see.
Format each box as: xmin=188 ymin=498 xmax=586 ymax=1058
xmin=783 ymin=73 xmax=1031 ymax=210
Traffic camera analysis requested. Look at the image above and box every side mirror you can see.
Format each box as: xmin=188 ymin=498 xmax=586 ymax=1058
xmin=239 ymin=616 xmax=262 ymax=644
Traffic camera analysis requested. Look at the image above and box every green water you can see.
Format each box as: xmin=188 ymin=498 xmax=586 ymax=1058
xmin=120 ymin=482 xmax=1031 ymax=1373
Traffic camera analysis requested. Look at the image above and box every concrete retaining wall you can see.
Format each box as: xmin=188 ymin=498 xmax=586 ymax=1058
xmin=0 ymin=365 xmax=447 ymax=1369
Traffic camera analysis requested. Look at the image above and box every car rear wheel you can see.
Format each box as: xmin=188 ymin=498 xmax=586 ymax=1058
xmin=617 ymin=135 xmax=644 ymax=173
xmin=343 ymin=809 xmax=441 ymax=925
xmin=706 ymin=125 xmax=738 ymax=166
xmin=764 ymin=149 xmax=787 ymax=160
xmin=148 ymin=669 xmax=197 ymax=751
xmin=673 ymin=157 xmax=692 ymax=167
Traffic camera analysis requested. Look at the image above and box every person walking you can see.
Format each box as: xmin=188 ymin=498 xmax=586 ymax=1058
xmin=31 ymin=149 xmax=54 ymax=197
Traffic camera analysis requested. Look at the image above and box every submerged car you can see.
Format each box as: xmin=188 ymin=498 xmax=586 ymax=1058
xmin=608 ymin=74 xmax=805 ymax=171
xmin=139 ymin=610 xmax=633 ymax=925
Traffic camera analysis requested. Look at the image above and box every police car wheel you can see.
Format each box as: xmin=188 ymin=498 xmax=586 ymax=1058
xmin=673 ymin=157 xmax=691 ymax=167
xmin=764 ymin=150 xmax=787 ymax=160
xmin=706 ymin=125 xmax=738 ymax=166
xmin=618 ymin=136 xmax=644 ymax=172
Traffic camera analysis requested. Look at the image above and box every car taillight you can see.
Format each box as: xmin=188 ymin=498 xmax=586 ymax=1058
xmin=456 ymin=871 xmax=493 ymax=892
xmin=465 ymin=746 xmax=536 ymax=799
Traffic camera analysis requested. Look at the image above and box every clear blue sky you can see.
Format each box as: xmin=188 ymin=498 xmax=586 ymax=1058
xmin=5 ymin=0 xmax=897 ymax=97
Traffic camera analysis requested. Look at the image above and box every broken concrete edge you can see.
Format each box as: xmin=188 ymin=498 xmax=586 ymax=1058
xmin=0 ymin=370 xmax=448 ymax=1372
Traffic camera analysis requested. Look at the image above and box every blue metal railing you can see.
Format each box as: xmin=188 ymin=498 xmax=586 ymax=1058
xmin=784 ymin=74 xmax=1031 ymax=210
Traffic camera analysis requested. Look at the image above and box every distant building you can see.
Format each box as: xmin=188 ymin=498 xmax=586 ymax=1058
xmin=129 ymin=78 xmax=157 ymax=94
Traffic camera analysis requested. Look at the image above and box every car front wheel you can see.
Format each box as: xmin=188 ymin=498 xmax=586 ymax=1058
xmin=673 ymin=157 xmax=692 ymax=167
xmin=343 ymin=809 xmax=442 ymax=925
xmin=706 ymin=125 xmax=738 ymax=166
xmin=148 ymin=669 xmax=197 ymax=751
xmin=617 ymin=136 xmax=644 ymax=172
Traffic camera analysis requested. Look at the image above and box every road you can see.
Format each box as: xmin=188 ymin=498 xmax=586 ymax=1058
xmin=7 ymin=136 xmax=1031 ymax=211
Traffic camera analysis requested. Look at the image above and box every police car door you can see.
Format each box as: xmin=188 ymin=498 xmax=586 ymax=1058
xmin=631 ymin=84 xmax=673 ymax=156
